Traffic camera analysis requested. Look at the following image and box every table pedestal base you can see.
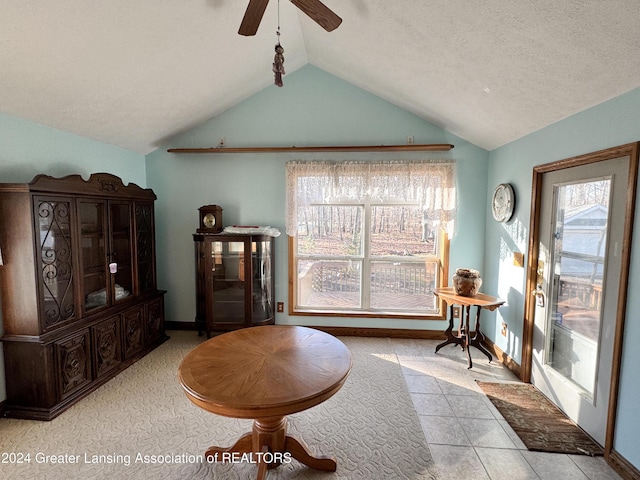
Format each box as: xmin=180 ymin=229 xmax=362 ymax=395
xmin=205 ymin=416 xmax=336 ymax=480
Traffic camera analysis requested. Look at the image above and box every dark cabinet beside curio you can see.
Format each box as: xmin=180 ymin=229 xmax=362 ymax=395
xmin=0 ymin=173 xmax=167 ymax=420
xmin=193 ymin=233 xmax=275 ymax=337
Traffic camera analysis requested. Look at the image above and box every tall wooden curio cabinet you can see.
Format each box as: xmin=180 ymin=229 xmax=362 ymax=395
xmin=193 ymin=233 xmax=275 ymax=337
xmin=0 ymin=173 xmax=167 ymax=420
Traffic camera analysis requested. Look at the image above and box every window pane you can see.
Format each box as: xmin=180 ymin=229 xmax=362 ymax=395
xmin=370 ymin=205 xmax=436 ymax=256
xmin=370 ymin=260 xmax=438 ymax=311
xmin=296 ymin=205 xmax=363 ymax=256
xmin=297 ymin=259 xmax=361 ymax=308
xmin=547 ymin=179 xmax=610 ymax=395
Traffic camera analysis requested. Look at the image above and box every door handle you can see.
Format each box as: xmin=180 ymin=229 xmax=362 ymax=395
xmin=532 ymin=284 xmax=545 ymax=306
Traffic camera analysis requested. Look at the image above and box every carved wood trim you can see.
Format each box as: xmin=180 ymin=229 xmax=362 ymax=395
xmin=28 ymin=173 xmax=156 ymax=200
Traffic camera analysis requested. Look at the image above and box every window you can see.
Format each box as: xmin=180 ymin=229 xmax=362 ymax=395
xmin=286 ymin=160 xmax=456 ymax=318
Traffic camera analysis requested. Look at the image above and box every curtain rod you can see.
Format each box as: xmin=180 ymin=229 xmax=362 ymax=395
xmin=167 ymin=144 xmax=454 ymax=154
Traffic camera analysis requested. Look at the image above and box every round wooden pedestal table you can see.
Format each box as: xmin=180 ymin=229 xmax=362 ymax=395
xmin=178 ymin=325 xmax=352 ymax=480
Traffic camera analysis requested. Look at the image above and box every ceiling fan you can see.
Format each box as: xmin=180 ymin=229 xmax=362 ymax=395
xmin=239 ymin=0 xmax=342 ymax=36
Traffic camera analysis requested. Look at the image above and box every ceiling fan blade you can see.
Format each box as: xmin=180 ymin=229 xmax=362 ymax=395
xmin=290 ymin=0 xmax=342 ymax=32
xmin=238 ymin=0 xmax=270 ymax=36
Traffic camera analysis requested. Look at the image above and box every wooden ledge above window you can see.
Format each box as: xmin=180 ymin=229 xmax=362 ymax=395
xmin=167 ymin=144 xmax=454 ymax=154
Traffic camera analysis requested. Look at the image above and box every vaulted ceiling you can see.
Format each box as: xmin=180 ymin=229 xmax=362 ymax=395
xmin=3 ymin=1 xmax=640 ymax=154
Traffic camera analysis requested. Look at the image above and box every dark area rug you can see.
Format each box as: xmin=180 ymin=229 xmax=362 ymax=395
xmin=477 ymin=381 xmax=603 ymax=456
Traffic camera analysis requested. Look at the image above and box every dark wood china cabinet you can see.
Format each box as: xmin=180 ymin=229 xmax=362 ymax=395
xmin=193 ymin=233 xmax=275 ymax=337
xmin=0 ymin=173 xmax=167 ymax=420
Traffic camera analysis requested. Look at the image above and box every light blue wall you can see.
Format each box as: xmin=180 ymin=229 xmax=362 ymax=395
xmin=146 ymin=65 xmax=489 ymax=332
xmin=0 ymin=112 xmax=147 ymax=402
xmin=0 ymin=113 xmax=146 ymax=185
xmin=484 ymin=87 xmax=640 ymax=467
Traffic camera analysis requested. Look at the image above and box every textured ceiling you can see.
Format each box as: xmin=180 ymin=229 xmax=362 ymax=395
xmin=2 ymin=1 xmax=640 ymax=154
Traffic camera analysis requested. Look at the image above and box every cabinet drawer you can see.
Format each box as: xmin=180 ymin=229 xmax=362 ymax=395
xmin=92 ymin=315 xmax=122 ymax=378
xmin=55 ymin=330 xmax=92 ymax=400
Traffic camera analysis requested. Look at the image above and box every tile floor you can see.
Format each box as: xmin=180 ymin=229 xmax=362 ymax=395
xmin=392 ymin=338 xmax=622 ymax=480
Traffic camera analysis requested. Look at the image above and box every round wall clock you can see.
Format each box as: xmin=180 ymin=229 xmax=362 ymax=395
xmin=491 ymin=183 xmax=515 ymax=222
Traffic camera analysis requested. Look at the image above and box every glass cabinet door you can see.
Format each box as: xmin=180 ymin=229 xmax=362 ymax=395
xmin=196 ymin=234 xmax=275 ymax=335
xmin=36 ymin=197 xmax=76 ymax=329
xmin=109 ymin=202 xmax=133 ymax=304
xmin=78 ymin=200 xmax=134 ymax=311
xmin=252 ymin=239 xmax=273 ymax=322
xmin=78 ymin=199 xmax=108 ymax=313
xmin=135 ymin=202 xmax=155 ymax=293
xmin=209 ymin=240 xmax=247 ymax=325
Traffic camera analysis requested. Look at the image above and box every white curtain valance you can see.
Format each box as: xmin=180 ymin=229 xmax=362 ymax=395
xmin=285 ymin=159 xmax=456 ymax=236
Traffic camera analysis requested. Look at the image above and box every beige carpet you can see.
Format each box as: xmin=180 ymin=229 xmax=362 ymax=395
xmin=0 ymin=331 xmax=439 ymax=479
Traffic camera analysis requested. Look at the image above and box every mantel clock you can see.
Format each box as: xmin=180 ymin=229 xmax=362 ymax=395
xmin=197 ymin=205 xmax=223 ymax=233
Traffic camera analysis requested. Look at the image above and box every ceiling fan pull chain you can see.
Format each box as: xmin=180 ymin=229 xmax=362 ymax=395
xmin=273 ymin=35 xmax=285 ymax=87
xmin=273 ymin=0 xmax=285 ymax=87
